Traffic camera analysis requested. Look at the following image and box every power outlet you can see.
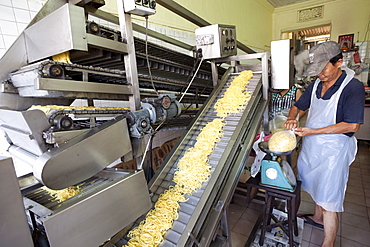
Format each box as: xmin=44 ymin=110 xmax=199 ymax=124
xmin=124 ymin=0 xmax=156 ymax=16
xmin=196 ymin=34 xmax=215 ymax=46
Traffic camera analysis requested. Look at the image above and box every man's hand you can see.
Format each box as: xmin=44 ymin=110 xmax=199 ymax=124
xmin=292 ymin=122 xmax=360 ymax=137
xmin=285 ymin=106 xmax=300 ymax=130
xmin=294 ymin=127 xmax=312 ymax=137
xmin=285 ymin=119 xmax=298 ymax=130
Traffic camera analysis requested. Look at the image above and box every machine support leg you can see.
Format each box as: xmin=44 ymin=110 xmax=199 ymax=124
xmin=117 ymin=0 xmax=141 ymax=111
xmin=220 ymin=209 xmax=232 ymax=247
xmin=211 ymin=60 xmax=218 ymax=87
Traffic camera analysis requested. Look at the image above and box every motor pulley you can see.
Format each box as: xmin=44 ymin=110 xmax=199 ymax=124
xmin=127 ymin=95 xmax=181 ymax=138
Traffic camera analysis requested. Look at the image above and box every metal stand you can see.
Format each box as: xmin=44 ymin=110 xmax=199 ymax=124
xmin=245 ymin=176 xmax=301 ymax=247
xmin=117 ymin=0 xmax=141 ymax=111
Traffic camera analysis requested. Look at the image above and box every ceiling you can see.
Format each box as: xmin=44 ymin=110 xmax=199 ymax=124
xmin=267 ymin=0 xmax=314 ymax=8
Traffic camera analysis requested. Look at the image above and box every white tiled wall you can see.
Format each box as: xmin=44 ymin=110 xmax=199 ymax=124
xmin=0 ymin=1 xmax=196 ymax=58
xmin=0 ymin=0 xmax=46 ymax=58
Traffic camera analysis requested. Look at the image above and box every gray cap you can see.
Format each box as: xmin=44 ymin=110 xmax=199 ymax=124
xmin=303 ymin=41 xmax=342 ymax=76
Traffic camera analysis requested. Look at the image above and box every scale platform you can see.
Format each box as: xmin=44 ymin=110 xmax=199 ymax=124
xmin=258 ymin=141 xmax=296 ymax=192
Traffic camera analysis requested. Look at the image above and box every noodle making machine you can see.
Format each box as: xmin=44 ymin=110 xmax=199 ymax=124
xmin=0 ymin=0 xmax=271 ymax=246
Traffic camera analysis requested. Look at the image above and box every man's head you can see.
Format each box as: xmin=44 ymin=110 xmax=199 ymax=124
xmin=303 ymin=41 xmax=343 ymax=78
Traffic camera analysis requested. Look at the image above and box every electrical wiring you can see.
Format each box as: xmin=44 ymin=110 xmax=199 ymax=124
xmin=177 ymin=78 xmax=211 ymax=117
xmin=179 ymin=52 xmax=229 ymax=116
xmin=178 ymin=55 xmax=205 ymax=103
xmin=355 ymin=19 xmax=370 ymax=50
xmin=363 ymin=19 xmax=370 ymax=42
xmin=138 ymin=120 xmax=165 ymax=172
xmin=158 ymin=58 xmax=214 ymax=130
xmin=177 ymin=63 xmax=230 ymax=120
xmin=177 ymin=45 xmax=210 ymax=104
xmin=176 ymin=49 xmax=204 ymax=100
xmin=145 ymin=16 xmax=159 ymax=96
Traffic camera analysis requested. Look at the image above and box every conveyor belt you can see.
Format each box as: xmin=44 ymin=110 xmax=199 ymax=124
xmin=118 ymin=69 xmax=265 ymax=246
xmin=22 ymin=176 xmax=114 ymax=211
xmin=71 ymin=23 xmax=226 ymax=96
xmin=19 ymin=169 xmax=151 ymax=247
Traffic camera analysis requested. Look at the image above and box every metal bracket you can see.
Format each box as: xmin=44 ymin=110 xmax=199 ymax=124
xmin=1 ymin=83 xmax=18 ymax=93
xmin=189 ymin=232 xmax=200 ymax=246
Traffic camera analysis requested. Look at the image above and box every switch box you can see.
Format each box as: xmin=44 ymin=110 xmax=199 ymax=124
xmin=124 ymin=0 xmax=156 ymax=16
xmin=195 ymin=24 xmax=237 ymax=59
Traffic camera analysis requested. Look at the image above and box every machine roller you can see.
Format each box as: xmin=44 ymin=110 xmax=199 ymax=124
xmin=0 ymin=95 xmax=182 ymax=247
xmin=0 ymin=94 xmax=181 ymax=190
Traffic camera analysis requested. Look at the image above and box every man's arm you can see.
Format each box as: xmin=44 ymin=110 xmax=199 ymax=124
xmin=285 ymin=105 xmax=300 ymax=130
xmin=294 ymin=122 xmax=360 ymax=137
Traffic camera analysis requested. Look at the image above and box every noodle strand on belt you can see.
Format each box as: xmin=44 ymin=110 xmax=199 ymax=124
xmin=43 ymin=186 xmax=81 ymax=203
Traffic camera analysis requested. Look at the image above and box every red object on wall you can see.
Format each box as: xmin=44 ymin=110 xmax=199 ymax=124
xmin=353 ymin=52 xmax=361 ymax=64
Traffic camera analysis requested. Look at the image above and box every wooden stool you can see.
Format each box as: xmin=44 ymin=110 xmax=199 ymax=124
xmin=245 ymin=175 xmax=301 ymax=247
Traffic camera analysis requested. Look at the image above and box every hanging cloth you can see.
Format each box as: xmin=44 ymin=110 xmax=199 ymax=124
xmin=269 ymin=86 xmax=297 ymax=120
xmin=297 ymin=68 xmax=357 ymax=212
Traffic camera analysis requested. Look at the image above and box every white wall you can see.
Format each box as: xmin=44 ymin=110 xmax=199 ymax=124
xmin=0 ymin=0 xmax=196 ymax=58
xmin=0 ymin=0 xmax=46 ymax=58
xmin=272 ymin=0 xmax=370 ymax=42
xmin=101 ymin=0 xmax=274 ymax=53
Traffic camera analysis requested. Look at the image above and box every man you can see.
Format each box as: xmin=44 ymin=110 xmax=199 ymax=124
xmin=285 ymin=41 xmax=365 ymax=247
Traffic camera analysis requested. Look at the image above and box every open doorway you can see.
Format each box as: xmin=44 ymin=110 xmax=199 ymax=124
xmin=281 ymin=24 xmax=331 ymax=54
xmin=281 ymin=24 xmax=331 ymax=90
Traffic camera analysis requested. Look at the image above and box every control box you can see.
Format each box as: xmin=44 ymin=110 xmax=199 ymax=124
xmin=124 ymin=0 xmax=156 ymax=16
xmin=195 ymin=24 xmax=237 ymax=59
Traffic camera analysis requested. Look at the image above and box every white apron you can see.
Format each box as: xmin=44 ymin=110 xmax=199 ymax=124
xmin=298 ymin=69 xmax=357 ymax=212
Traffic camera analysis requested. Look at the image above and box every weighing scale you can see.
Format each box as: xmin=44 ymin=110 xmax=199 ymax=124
xmin=258 ymin=141 xmax=297 ymax=192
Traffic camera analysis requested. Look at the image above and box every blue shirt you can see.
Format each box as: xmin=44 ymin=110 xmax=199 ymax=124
xmin=295 ymin=70 xmax=365 ymax=137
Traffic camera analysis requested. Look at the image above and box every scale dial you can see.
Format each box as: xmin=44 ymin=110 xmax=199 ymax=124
xmin=266 ymin=168 xmax=278 ymax=179
xmin=281 ymin=160 xmax=296 ymax=186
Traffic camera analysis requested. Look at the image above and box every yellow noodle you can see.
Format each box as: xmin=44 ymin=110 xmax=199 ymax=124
xmin=123 ymin=70 xmax=253 ymax=246
xmin=29 ymin=105 xmax=129 ymax=115
xmin=52 ymin=51 xmax=72 ymax=64
xmin=268 ymin=130 xmax=296 ymax=152
xmin=43 ymin=186 xmax=81 ymax=203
